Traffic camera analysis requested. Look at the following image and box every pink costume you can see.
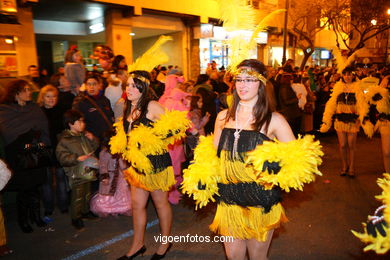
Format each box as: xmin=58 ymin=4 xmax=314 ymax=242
xmin=90 ymin=148 xmax=132 ymax=217
xmin=159 ymin=75 xmax=190 ymax=204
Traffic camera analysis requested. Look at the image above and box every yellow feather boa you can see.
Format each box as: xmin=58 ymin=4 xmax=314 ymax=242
xmin=361 ymin=85 xmax=390 ymax=137
xmin=246 ymin=135 xmax=323 ymax=192
xmin=352 ymin=173 xmax=390 ymax=254
xmin=181 ymin=135 xmax=220 ymax=209
xmin=153 ymin=110 xmax=192 ymax=146
xmin=320 ymin=81 xmax=367 ymax=133
xmin=110 ymin=110 xmax=191 ymax=174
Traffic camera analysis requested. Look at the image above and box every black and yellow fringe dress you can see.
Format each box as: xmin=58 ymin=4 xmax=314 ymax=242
xmin=110 ymin=110 xmax=191 ymax=192
xmin=182 ymin=130 xmax=323 ymax=242
xmin=361 ymin=85 xmax=390 ymax=138
xmin=352 ymin=173 xmax=390 ymax=254
xmin=320 ymin=81 xmax=367 ymax=133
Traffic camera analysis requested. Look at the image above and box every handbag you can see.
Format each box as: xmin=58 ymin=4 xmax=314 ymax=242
xmin=17 ymin=143 xmax=53 ymax=170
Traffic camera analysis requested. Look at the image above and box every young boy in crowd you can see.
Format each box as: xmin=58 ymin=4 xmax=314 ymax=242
xmin=56 ymin=110 xmax=99 ymax=230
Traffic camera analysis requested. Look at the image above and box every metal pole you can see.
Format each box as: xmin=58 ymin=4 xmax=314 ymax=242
xmin=282 ymin=0 xmax=289 ymax=65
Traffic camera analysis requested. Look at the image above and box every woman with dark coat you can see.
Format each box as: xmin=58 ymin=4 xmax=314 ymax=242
xmin=278 ymin=74 xmax=303 ymax=136
xmin=0 ymin=79 xmax=50 ymax=233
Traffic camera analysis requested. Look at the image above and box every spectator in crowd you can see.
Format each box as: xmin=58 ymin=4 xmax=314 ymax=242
xmin=56 ymin=110 xmax=99 ymax=230
xmin=156 ymin=66 xmax=167 ymax=84
xmin=111 ymin=55 xmax=127 ymax=73
xmin=0 ymin=79 xmax=50 ymax=233
xmin=37 ymin=85 xmax=69 ymax=218
xmin=73 ymin=74 xmax=114 ymax=140
xmin=278 ymin=73 xmax=303 ymax=136
xmin=64 ymin=46 xmax=86 ymax=95
xmin=0 ymin=160 xmax=12 ymax=256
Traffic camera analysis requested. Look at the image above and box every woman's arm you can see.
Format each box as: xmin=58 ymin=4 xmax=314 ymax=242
xmin=213 ymin=110 xmax=227 ymax=148
xmin=267 ymin=112 xmax=295 ymax=142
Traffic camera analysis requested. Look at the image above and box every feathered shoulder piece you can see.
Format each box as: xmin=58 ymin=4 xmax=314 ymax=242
xmin=109 ymin=111 xmax=191 ymax=174
xmin=153 ymin=110 xmax=192 ymax=145
xmin=246 ymin=135 xmax=323 ymax=192
xmin=366 ymin=85 xmax=390 ymax=114
xmin=352 ymin=173 xmax=390 ymax=254
xmin=109 ymin=118 xmax=127 ymax=155
xmin=182 ymin=135 xmax=220 ymax=209
xmin=320 ymin=81 xmax=344 ymax=132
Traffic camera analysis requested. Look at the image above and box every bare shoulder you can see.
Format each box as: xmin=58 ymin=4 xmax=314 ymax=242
xmin=148 ymin=100 xmax=164 ymax=110
xmin=216 ymin=109 xmax=228 ymax=121
xmin=270 ymin=112 xmax=287 ymax=125
xmin=268 ymin=112 xmax=295 ymax=142
xmin=147 ymin=100 xmax=165 ymax=120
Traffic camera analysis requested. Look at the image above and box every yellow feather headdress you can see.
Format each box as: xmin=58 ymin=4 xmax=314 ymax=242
xmin=216 ymin=0 xmax=285 ymax=74
xmin=127 ymin=35 xmax=172 ymax=72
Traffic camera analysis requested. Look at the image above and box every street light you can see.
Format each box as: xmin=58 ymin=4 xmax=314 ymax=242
xmin=387 ymin=8 xmax=390 ymax=15
xmin=371 ymin=19 xmax=377 ymax=26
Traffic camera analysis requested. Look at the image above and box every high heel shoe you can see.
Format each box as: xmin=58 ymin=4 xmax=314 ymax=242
xmin=150 ymin=243 xmax=172 ymax=260
xmin=117 ymin=245 xmax=146 ymax=260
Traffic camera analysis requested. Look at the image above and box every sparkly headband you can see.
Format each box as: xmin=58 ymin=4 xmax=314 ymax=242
xmin=130 ymin=73 xmax=150 ymax=85
xmin=235 ymin=68 xmax=267 ymax=86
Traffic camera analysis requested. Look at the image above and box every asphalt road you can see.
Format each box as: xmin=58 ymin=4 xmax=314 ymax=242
xmin=2 ymin=132 xmax=390 ymax=260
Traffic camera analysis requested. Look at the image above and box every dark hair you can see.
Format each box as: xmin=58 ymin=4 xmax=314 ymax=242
xmin=64 ymin=47 xmax=79 ymax=63
xmin=190 ymin=95 xmax=201 ymax=111
xmin=111 ymin=55 xmax=127 ymax=72
xmin=63 ymin=109 xmax=83 ymax=129
xmin=226 ymin=59 xmax=273 ymax=133
xmin=84 ymin=73 xmax=102 ymax=84
xmin=280 ymin=74 xmax=293 ymax=85
xmin=123 ymin=70 xmax=152 ymax=126
xmin=195 ymin=74 xmax=209 ymax=85
xmin=101 ymin=129 xmax=115 ymax=148
xmin=341 ymin=66 xmax=356 ymax=83
xmin=1 ymin=79 xmax=30 ymax=104
xmin=160 ymin=67 xmax=167 ymax=71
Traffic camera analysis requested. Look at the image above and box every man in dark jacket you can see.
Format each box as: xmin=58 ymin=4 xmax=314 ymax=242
xmin=72 ymin=75 xmax=114 ymax=140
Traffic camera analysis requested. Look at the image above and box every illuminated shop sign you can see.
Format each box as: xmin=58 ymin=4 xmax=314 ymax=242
xmin=0 ymin=0 xmax=17 ymax=13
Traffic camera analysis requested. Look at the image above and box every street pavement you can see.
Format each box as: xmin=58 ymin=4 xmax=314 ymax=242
xmin=2 ymin=132 xmax=390 ymax=260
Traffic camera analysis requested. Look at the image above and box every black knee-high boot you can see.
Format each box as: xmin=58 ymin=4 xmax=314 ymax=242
xmin=17 ymin=191 xmax=33 ymax=233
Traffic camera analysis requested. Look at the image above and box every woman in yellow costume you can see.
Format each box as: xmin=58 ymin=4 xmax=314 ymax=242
xmin=352 ymin=173 xmax=390 ymax=254
xmin=182 ymin=59 xmax=323 ymax=260
xmin=361 ymin=75 xmax=390 ymax=173
xmin=112 ymin=70 xmax=190 ymax=260
xmin=320 ymin=67 xmax=366 ymax=177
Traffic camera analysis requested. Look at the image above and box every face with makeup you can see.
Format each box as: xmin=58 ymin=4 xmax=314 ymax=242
xmin=235 ymin=68 xmax=261 ymax=102
xmin=126 ymin=77 xmax=142 ymax=103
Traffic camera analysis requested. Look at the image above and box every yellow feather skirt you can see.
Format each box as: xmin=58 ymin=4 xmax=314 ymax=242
xmin=210 ymin=202 xmax=288 ymax=242
xmin=124 ymin=166 xmax=175 ymax=192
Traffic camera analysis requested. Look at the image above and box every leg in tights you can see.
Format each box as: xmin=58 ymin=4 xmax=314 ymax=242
xmin=151 ymin=190 xmax=172 ymax=255
xmin=347 ymin=132 xmax=357 ymax=175
xmin=336 ymin=131 xmax=349 ymax=172
xmin=381 ymin=132 xmax=390 ymax=173
xmin=224 ymin=239 xmax=247 ymax=260
xmin=247 ymin=229 xmax=274 ymax=260
xmin=125 ymin=186 xmax=149 ymax=256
